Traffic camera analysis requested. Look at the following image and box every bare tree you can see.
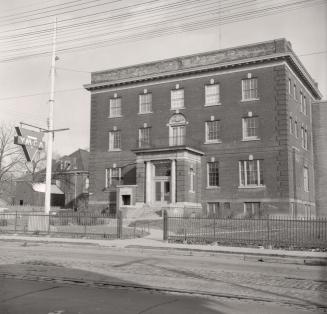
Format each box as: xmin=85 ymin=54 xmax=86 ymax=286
xmin=0 ymin=123 xmax=23 ymax=187
xmin=22 ymin=150 xmax=47 ymax=183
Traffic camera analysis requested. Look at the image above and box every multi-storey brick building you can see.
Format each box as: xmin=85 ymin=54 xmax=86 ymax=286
xmin=84 ymin=39 xmax=322 ymax=218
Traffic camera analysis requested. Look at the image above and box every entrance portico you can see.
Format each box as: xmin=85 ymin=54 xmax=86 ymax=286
xmin=133 ymin=146 xmax=203 ymax=209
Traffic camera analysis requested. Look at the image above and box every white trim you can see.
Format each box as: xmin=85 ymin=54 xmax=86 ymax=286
xmin=90 ymin=61 xmax=285 ymax=94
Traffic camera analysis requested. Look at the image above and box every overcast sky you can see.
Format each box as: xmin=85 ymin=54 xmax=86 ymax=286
xmin=0 ymin=0 xmax=326 ymax=157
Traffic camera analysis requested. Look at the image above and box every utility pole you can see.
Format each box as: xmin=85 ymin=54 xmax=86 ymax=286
xmin=45 ymin=18 xmax=57 ymax=214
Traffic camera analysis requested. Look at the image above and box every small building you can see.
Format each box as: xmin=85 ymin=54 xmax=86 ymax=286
xmin=15 ymin=182 xmax=64 ymax=207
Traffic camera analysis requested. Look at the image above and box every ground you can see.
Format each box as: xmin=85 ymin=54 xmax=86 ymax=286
xmin=0 ymin=239 xmax=326 ymax=313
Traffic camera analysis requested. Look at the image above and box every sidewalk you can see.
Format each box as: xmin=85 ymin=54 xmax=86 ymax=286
xmin=0 ymin=228 xmax=326 ymax=264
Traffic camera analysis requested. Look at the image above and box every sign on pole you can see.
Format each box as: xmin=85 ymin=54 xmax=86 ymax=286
xmin=14 ymin=127 xmax=45 ymax=162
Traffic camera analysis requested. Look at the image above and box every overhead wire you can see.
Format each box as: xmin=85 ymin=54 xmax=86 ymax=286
xmin=0 ymin=0 xmax=324 ymax=62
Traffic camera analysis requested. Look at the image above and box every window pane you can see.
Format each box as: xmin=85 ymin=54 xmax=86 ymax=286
xmin=109 ymin=98 xmax=121 ymax=117
xmin=139 ymin=127 xmax=150 ymax=147
xmin=109 ymin=131 xmax=121 ymax=150
xmin=243 ymin=117 xmax=258 ymax=138
xmin=242 ymin=78 xmax=258 ymax=100
xmin=240 ymin=160 xmax=263 ymax=186
xmin=205 ymin=84 xmax=220 ymax=106
xmin=171 ymin=89 xmax=184 ymax=109
xmin=139 ymin=93 xmax=152 ymax=113
xmin=207 ymin=120 xmax=220 ymax=141
xmin=208 ymin=162 xmax=219 ymax=186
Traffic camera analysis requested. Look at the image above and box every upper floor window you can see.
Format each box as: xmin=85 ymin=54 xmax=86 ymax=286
xmin=288 ymin=78 xmax=291 ymax=94
xmin=303 ymin=96 xmax=307 ymax=115
xmin=168 ymin=113 xmax=187 ymax=146
xmin=294 ymin=120 xmax=298 ymax=138
xmin=109 ymin=97 xmax=122 ymax=117
xmin=289 ymin=116 xmax=293 ymax=134
xmin=171 ymin=89 xmax=184 ymax=109
xmin=205 ymin=84 xmax=220 ymax=106
xmin=293 ymin=84 xmax=297 ymax=100
xmin=207 ymin=161 xmax=219 ymax=187
xmin=139 ymin=93 xmax=152 ymax=114
xmin=300 ymin=92 xmax=303 ymax=112
xmin=242 ymin=116 xmax=259 ymax=140
xmin=242 ymin=78 xmax=258 ymax=100
xmin=138 ymin=127 xmax=150 ymax=148
xmin=109 ymin=130 xmax=121 ymax=151
xmin=205 ymin=120 xmax=221 ymax=143
xmin=239 ymin=159 xmax=264 ymax=187
xmin=303 ymin=166 xmax=309 ymax=192
xmin=302 ymin=127 xmax=308 ymax=149
xmin=106 ymin=167 xmax=122 ymax=187
xmin=189 ymin=167 xmax=195 ymax=192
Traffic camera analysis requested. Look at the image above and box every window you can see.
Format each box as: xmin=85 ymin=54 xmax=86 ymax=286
xmin=242 ymin=117 xmax=259 ymax=140
xmin=189 ymin=168 xmax=195 ymax=192
xmin=170 ymin=125 xmax=185 ymax=146
xmin=239 ymin=159 xmax=264 ymax=187
xmin=171 ymin=89 xmax=184 ymax=109
xmin=106 ymin=167 xmax=122 ymax=187
xmin=301 ymin=126 xmax=307 ymax=148
xmin=139 ymin=127 xmax=150 ymax=148
xmin=139 ymin=93 xmax=152 ymax=113
xmin=109 ymin=130 xmax=121 ymax=151
xmin=242 ymin=78 xmax=258 ymax=100
xmin=303 ymin=167 xmax=309 ymax=192
xmin=303 ymin=96 xmax=307 ymax=115
xmin=294 ymin=120 xmax=298 ymax=138
xmin=205 ymin=120 xmax=221 ymax=143
xmin=289 ymin=116 xmax=293 ymax=134
xmin=293 ymin=84 xmax=297 ymax=100
xmin=205 ymin=84 xmax=220 ymax=106
xmin=207 ymin=202 xmax=220 ymax=217
xmin=300 ymin=92 xmax=303 ymax=112
xmin=288 ymin=78 xmax=291 ymax=94
xmin=244 ymin=202 xmax=261 ymax=218
xmin=109 ymin=97 xmax=122 ymax=117
xmin=207 ymin=161 xmax=219 ymax=187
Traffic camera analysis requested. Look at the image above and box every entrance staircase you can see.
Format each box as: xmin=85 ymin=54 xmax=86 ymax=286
xmin=120 ymin=204 xmax=162 ymax=220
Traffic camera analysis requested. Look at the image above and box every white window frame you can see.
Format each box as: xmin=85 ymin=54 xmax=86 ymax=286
xmin=105 ymin=167 xmax=122 ymax=188
xmin=205 ymin=120 xmax=221 ymax=143
xmin=288 ymin=78 xmax=291 ymax=94
xmin=109 ymin=97 xmax=122 ymax=118
xmin=207 ymin=161 xmax=219 ymax=188
xmin=293 ymin=84 xmax=297 ymax=100
xmin=205 ymin=84 xmax=220 ymax=106
xmin=300 ymin=91 xmax=303 ymax=112
xmin=189 ymin=168 xmax=195 ymax=192
xmin=242 ymin=116 xmax=259 ymax=140
xmin=171 ymin=89 xmax=184 ymax=110
xmin=109 ymin=130 xmax=121 ymax=151
xmin=138 ymin=127 xmax=150 ymax=148
xmin=139 ymin=93 xmax=152 ymax=114
xmin=289 ymin=116 xmax=293 ymax=134
xmin=241 ymin=78 xmax=258 ymax=101
xmin=303 ymin=96 xmax=307 ymax=115
xmin=239 ymin=160 xmax=264 ymax=188
xmin=303 ymin=167 xmax=309 ymax=192
xmin=170 ymin=125 xmax=185 ymax=146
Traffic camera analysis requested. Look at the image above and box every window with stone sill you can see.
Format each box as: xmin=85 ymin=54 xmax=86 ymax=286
xmin=242 ymin=78 xmax=258 ymax=100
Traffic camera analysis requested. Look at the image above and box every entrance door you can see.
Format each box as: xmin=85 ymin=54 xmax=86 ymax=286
xmin=154 ymin=179 xmax=170 ymax=203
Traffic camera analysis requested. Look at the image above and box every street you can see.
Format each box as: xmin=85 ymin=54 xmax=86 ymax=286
xmin=0 ymin=240 xmax=326 ymax=313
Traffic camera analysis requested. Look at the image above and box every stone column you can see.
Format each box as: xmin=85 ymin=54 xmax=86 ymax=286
xmin=171 ymin=159 xmax=176 ymax=203
xmin=145 ymin=161 xmax=152 ymax=204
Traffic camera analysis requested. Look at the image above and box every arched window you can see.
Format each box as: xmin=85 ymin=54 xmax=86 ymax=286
xmin=168 ymin=114 xmax=187 ymax=146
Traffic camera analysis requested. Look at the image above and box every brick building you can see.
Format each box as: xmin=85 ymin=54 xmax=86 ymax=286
xmin=84 ymin=38 xmax=322 ymax=218
xmin=312 ymin=101 xmax=327 ymax=217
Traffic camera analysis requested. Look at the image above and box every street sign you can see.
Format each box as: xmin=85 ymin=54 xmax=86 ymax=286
xmin=14 ymin=127 xmax=45 ymax=162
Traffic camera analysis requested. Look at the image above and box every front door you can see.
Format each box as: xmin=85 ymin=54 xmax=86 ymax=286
xmin=154 ymin=179 xmax=170 ymax=203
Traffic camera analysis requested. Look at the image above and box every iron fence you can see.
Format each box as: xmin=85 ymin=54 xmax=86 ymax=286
xmin=165 ymin=215 xmax=327 ymax=249
xmin=0 ymin=211 xmax=147 ymax=239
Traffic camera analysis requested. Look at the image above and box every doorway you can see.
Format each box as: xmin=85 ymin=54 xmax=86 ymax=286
xmin=154 ymin=179 xmax=170 ymax=203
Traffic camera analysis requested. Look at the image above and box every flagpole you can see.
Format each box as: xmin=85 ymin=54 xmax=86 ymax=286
xmin=45 ymin=18 xmax=57 ymax=214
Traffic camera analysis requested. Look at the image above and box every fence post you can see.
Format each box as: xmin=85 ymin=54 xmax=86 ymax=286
xmin=14 ymin=211 xmax=17 ymax=233
xmin=163 ymin=210 xmax=168 ymax=241
xmin=48 ymin=213 xmax=50 ymax=234
xmin=117 ymin=210 xmax=123 ymax=239
xmin=213 ymin=216 xmax=216 ymax=241
xmin=266 ymin=216 xmax=270 ymax=248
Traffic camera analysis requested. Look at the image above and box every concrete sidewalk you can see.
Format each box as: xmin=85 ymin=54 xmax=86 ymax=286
xmin=0 ymin=228 xmax=326 ymax=263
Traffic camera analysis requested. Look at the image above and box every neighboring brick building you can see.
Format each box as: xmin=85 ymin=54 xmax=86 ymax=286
xmin=312 ymin=101 xmax=327 ymax=217
xmin=84 ymin=39 xmax=322 ymax=218
xmin=15 ymin=149 xmax=89 ymax=209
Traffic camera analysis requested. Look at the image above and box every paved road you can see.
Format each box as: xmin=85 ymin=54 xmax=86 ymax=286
xmin=0 ymin=240 xmax=326 ymax=313
xmin=0 ymin=277 xmax=320 ymax=314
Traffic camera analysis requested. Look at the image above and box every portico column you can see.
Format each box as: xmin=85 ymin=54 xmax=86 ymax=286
xmin=145 ymin=161 xmax=152 ymax=204
xmin=171 ymin=159 xmax=176 ymax=203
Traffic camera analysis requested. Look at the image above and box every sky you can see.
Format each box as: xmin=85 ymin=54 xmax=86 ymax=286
xmin=0 ymin=0 xmax=326 ymax=157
